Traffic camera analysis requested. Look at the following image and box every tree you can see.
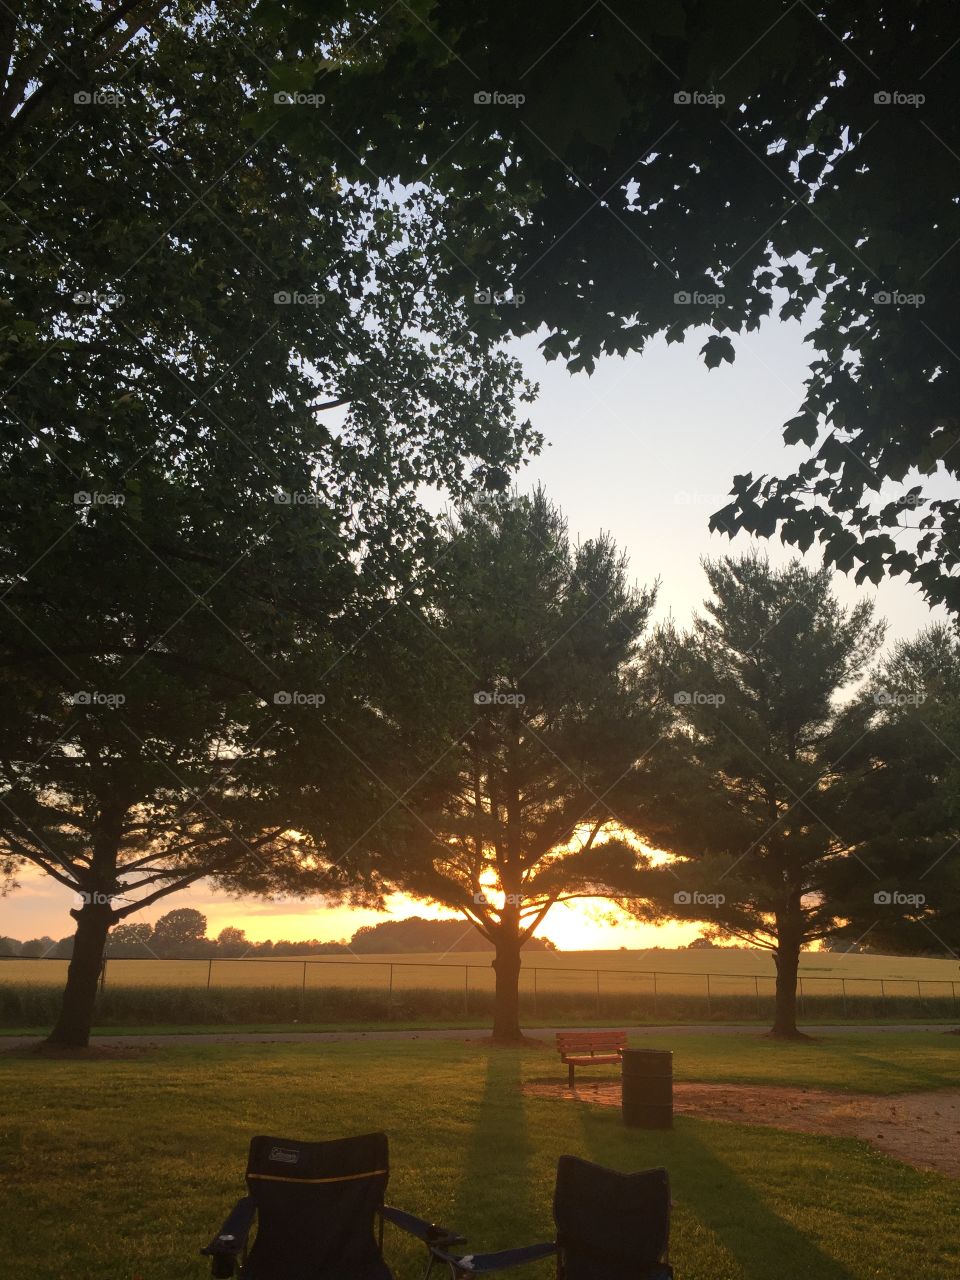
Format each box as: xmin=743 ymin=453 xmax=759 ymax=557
xmin=347 ymin=916 xmax=557 ymax=954
xmin=151 ymin=908 xmax=208 ymax=955
xmin=0 ymin=5 xmax=536 ymax=1047
xmin=366 ymin=491 xmax=668 ymax=1043
xmin=0 ymin=2 xmax=165 ymax=155
xmin=826 ymin=626 xmax=960 ymax=959
xmin=270 ymin=1 xmax=960 ymax=608
xmin=106 ymin=922 xmax=154 ymax=957
xmin=20 ymin=937 xmax=56 ymax=958
xmin=215 ymin=925 xmax=249 ymax=956
xmin=650 ymin=555 xmax=883 ymax=1037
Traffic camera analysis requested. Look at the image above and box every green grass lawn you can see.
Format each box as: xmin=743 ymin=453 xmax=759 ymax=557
xmin=1 ymin=1035 xmax=957 ymax=1280
xmin=630 ymin=1031 xmax=960 ymax=1094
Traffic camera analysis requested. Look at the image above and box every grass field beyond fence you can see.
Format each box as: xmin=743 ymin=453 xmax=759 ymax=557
xmin=3 ymin=949 xmax=958 ymax=1028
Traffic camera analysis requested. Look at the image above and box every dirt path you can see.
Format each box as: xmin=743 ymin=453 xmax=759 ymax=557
xmin=523 ymin=1079 xmax=960 ymax=1178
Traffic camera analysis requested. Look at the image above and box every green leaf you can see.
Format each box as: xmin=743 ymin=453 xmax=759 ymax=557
xmin=700 ymin=335 xmax=735 ymax=368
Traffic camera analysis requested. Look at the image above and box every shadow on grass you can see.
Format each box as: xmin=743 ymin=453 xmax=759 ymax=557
xmin=576 ymin=1105 xmax=857 ymax=1280
xmin=448 ymin=1049 xmax=544 ymax=1254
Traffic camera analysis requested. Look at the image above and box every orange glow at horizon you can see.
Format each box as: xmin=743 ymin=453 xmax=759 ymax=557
xmin=3 ymin=856 xmax=704 ymax=951
xmin=199 ymin=892 xmax=700 ymax=951
xmin=200 ymin=823 xmax=698 ymax=949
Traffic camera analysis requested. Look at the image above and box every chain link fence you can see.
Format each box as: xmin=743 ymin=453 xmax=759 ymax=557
xmin=3 ymin=955 xmax=958 ymax=1024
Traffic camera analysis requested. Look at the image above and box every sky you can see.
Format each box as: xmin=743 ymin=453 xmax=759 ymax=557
xmin=0 ymin=311 xmax=942 ymax=952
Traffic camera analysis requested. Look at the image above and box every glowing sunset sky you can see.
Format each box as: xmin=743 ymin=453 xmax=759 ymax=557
xmin=2 ymin=862 xmax=700 ymax=950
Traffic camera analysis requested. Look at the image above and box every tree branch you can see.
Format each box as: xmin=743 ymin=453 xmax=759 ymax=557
xmin=111 ymin=868 xmax=212 ymax=920
xmin=310 ymin=395 xmax=351 ymax=412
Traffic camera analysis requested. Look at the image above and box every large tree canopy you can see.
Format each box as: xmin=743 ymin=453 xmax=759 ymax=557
xmin=268 ymin=0 xmax=960 ymax=609
xmin=0 ymin=2 xmax=537 ymax=1045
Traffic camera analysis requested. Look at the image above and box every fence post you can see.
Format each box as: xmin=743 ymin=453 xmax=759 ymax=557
xmin=533 ymin=967 xmax=538 ymax=1019
xmin=301 ymin=960 xmax=307 ymax=1009
xmin=464 ymin=965 xmax=469 ymax=1017
xmin=595 ymin=969 xmax=601 ymax=1018
xmin=917 ymin=979 xmax=922 ymax=1015
xmin=652 ymin=970 xmax=658 ymax=1020
xmin=207 ymin=958 xmax=213 ymax=990
xmin=388 ymin=963 xmax=394 ymax=1012
xmin=841 ymin=977 xmax=847 ymax=1018
xmin=705 ymin=972 xmax=711 ymax=1019
xmin=954 ymin=981 xmax=958 ymax=1018
xmin=754 ymin=974 xmax=761 ymax=1020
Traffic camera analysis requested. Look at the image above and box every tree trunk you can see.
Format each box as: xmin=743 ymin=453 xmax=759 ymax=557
xmin=491 ymin=936 xmax=524 ymax=1044
xmin=770 ymin=897 xmax=809 ymax=1039
xmin=45 ymin=901 xmax=114 ymax=1048
xmin=771 ymin=941 xmax=802 ymax=1036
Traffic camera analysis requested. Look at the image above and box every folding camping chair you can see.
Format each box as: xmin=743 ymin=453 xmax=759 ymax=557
xmin=429 ymin=1155 xmax=673 ymax=1278
xmin=200 ymin=1132 xmax=465 ymax=1279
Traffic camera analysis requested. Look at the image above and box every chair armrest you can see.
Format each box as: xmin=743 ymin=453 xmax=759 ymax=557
xmin=200 ymin=1195 xmax=256 ymax=1257
xmin=430 ymin=1242 xmax=557 ymax=1274
xmin=380 ymin=1203 xmax=467 ymax=1246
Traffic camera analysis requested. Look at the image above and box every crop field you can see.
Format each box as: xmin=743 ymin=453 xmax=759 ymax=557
xmin=2 ymin=947 xmax=958 ymax=1029
xmin=2 ymin=947 xmax=958 ymax=997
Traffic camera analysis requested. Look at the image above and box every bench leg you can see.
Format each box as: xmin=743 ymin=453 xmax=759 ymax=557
xmin=568 ymin=1063 xmax=575 ymax=1090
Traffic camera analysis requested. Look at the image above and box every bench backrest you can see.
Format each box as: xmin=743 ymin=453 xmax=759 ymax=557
xmin=556 ymin=1031 xmax=627 ymax=1055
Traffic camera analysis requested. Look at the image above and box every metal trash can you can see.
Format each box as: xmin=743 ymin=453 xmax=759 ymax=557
xmin=621 ymin=1048 xmax=673 ymax=1129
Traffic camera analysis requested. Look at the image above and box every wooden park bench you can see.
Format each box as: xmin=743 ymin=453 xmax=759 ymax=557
xmin=556 ymin=1030 xmax=628 ymax=1088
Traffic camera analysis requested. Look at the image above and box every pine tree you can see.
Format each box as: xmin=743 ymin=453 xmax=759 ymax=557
xmin=650 ymin=555 xmax=883 ymax=1037
xmin=368 ymin=490 xmax=668 ymax=1043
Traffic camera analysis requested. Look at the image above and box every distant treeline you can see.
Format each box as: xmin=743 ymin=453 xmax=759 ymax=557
xmin=0 ymin=911 xmax=559 ymax=959
xmin=0 ymin=914 xmax=871 ymax=961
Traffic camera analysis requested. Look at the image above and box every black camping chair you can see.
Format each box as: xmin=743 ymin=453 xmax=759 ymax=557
xmin=429 ymin=1156 xmax=673 ymax=1278
xmin=200 ymin=1132 xmax=465 ymax=1280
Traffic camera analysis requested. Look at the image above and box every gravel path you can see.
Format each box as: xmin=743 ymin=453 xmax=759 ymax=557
xmin=2 ymin=1023 xmax=950 ymax=1050
xmin=525 ymin=1078 xmax=960 ymax=1178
